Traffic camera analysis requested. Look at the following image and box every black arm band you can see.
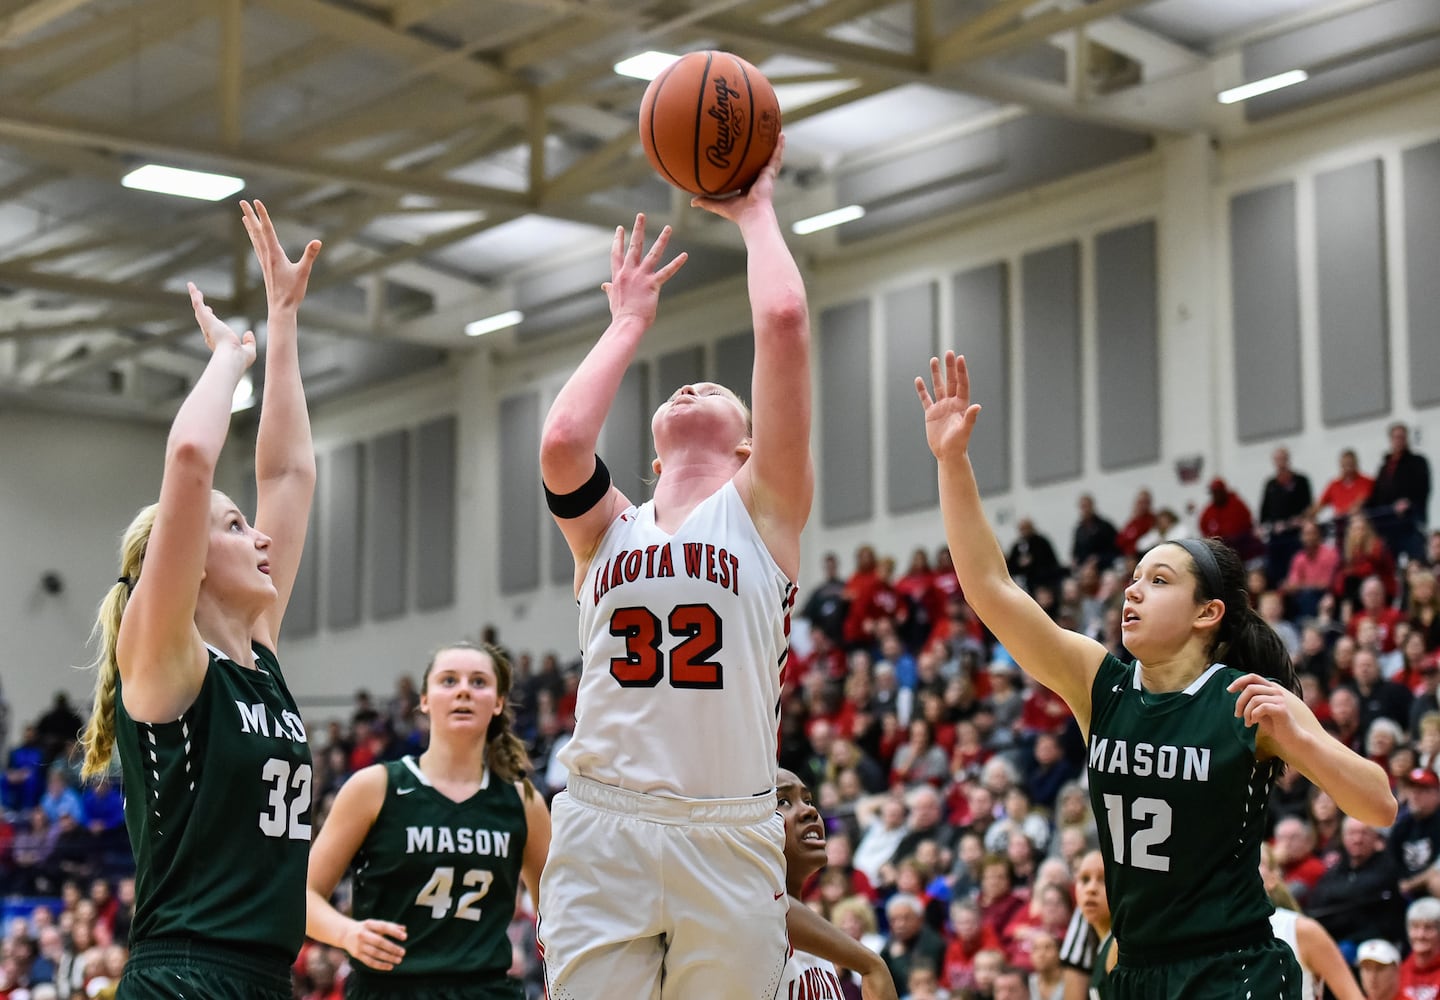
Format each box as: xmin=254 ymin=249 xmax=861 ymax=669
xmin=545 ymin=455 xmax=612 ymax=519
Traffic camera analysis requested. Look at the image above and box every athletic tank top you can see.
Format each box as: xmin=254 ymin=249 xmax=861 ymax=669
xmin=115 ymin=643 xmax=311 ymax=962
xmin=348 ymin=757 xmax=527 ymax=985
xmin=1086 ymin=654 xmax=1275 ymax=957
xmin=779 ymin=947 xmax=846 ymax=1000
xmin=561 ymin=480 xmax=795 ymax=798
xmin=1090 ymin=934 xmax=1115 ymax=999
xmin=1269 ymin=908 xmax=1319 ymax=1000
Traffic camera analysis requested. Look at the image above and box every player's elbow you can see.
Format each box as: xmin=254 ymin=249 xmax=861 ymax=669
xmin=760 ymin=291 xmax=809 ymax=334
xmin=540 ymin=413 xmax=593 ymax=463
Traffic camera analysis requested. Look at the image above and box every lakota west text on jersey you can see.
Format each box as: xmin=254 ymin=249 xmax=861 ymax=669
xmin=591 ymin=541 xmax=741 ymax=602
xmin=1087 ymin=737 xmax=1211 ymax=782
xmin=404 ymin=825 xmax=513 ymax=857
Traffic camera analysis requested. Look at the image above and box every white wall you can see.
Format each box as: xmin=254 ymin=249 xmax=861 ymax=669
xmin=0 ymin=411 xmax=167 ymax=731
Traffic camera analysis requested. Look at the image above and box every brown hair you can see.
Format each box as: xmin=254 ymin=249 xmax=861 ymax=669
xmin=423 ymin=641 xmax=536 ymax=800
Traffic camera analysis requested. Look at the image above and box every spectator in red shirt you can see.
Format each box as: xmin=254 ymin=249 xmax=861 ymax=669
xmin=1115 ymin=488 xmax=1156 ymax=559
xmin=841 ymin=545 xmax=882 ymax=649
xmin=1283 ymin=518 xmax=1341 ymax=619
xmin=1310 ymin=447 xmax=1375 ymax=523
xmin=1271 ymin=816 xmax=1329 ymax=908
xmin=942 ymin=900 xmax=1002 ymax=992
xmin=1400 ymin=897 xmax=1440 ymax=999
xmin=976 ymin=855 xmax=1027 ymax=946
xmin=1334 ymin=513 xmax=1397 ymax=607
xmin=1349 ymin=575 xmax=1408 ymax=652
xmin=1198 ymin=477 xmax=1262 ymax=561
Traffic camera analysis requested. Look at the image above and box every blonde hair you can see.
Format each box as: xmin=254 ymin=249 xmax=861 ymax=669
xmin=81 ymin=504 xmax=159 ymax=781
xmin=1259 ymin=842 xmax=1301 ymax=911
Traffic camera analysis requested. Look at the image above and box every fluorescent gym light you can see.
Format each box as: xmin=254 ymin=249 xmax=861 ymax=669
xmin=122 ymin=164 xmax=246 ymax=201
xmin=791 ymin=205 xmax=866 ymax=236
xmin=465 ymin=310 xmax=524 ymax=337
xmin=232 ymin=374 xmax=255 ymax=414
xmin=1217 ymin=70 xmax=1309 ymax=105
xmin=614 ymin=50 xmax=679 ymax=81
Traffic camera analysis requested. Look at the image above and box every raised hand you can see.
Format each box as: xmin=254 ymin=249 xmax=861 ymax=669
xmin=691 ymin=133 xmax=785 ymax=223
xmin=188 ymin=282 xmax=256 ymax=369
xmin=914 ymin=351 xmax=981 ymax=462
xmin=602 ymin=212 xmax=688 ymax=327
xmin=241 ymin=199 xmax=322 ymax=313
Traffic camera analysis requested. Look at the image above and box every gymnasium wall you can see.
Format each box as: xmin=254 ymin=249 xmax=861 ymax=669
xmin=5 ymin=78 xmax=1440 ymax=729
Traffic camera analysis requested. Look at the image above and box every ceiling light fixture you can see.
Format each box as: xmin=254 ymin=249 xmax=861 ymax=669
xmin=791 ymin=205 xmax=866 ymax=236
xmin=614 ymin=50 xmax=680 ymax=81
xmin=1217 ymin=69 xmax=1309 ymax=105
xmin=465 ymin=310 xmax=524 ymax=337
xmin=122 ymin=164 xmax=246 ymax=201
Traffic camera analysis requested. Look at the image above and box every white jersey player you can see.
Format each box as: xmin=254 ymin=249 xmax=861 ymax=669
xmin=536 ymin=138 xmax=825 ymax=1000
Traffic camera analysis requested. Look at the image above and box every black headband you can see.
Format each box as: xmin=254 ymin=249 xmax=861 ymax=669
xmin=1173 ymin=538 xmax=1223 ymax=601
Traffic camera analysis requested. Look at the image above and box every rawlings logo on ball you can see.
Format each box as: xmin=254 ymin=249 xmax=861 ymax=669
xmin=704 ymin=77 xmax=745 ymax=170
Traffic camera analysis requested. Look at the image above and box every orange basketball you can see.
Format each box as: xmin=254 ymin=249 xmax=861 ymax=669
xmin=638 ymin=51 xmax=781 ymax=197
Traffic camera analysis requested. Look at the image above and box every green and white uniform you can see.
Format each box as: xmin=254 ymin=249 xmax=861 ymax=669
xmin=347 ymin=756 xmax=528 ymax=1000
xmin=1086 ymin=654 xmax=1300 ymax=1000
xmin=116 ymin=643 xmax=311 ymax=999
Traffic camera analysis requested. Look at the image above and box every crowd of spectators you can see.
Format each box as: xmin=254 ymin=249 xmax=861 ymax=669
xmin=0 ymin=423 xmax=1431 ymax=999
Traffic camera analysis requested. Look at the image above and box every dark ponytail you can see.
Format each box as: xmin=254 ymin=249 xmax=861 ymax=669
xmin=1183 ymin=538 xmax=1297 ymax=695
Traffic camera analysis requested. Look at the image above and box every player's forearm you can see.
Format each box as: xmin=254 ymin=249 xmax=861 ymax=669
xmin=936 ymin=453 xmax=1014 ymax=613
xmin=738 ymin=203 xmax=807 ymax=335
xmin=254 ymin=307 xmax=315 ymax=487
xmin=305 ymin=887 xmax=356 ymax=948
xmin=785 ymin=903 xmax=885 ymax=979
xmin=542 ymin=316 xmax=648 ymax=468
xmin=1290 ymin=728 xmax=1396 ymax=827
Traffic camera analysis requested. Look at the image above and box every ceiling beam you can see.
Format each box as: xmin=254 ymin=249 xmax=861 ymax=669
xmin=0 ymin=104 xmax=535 ymax=208
xmin=218 ymin=0 xmax=244 ymax=147
xmin=0 ymin=310 xmax=175 ymax=342
xmin=930 ymin=0 xmax=1150 ymax=69
xmin=0 ymin=0 xmax=100 ymax=46
xmin=251 ymin=0 xmax=516 ymax=92
xmin=0 ymin=264 xmax=230 ymax=311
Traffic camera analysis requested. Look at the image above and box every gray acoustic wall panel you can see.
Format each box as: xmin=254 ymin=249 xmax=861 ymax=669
xmin=657 ymin=346 xmax=705 ymax=400
xmin=1404 ymin=139 xmax=1440 ymax=408
xmin=549 ymin=519 xmax=573 ymax=588
xmin=713 ymin=331 xmax=756 ymax=408
xmin=952 ymin=263 xmax=1011 ymax=494
xmin=285 ymin=457 xmax=321 ymax=638
xmin=1021 ymin=243 xmax=1082 ymax=485
xmin=499 ymin=394 xmax=541 ymax=595
xmin=1316 ymin=159 xmax=1390 ymax=424
xmin=1095 ymin=221 xmax=1160 ymax=469
xmin=324 ymin=441 xmax=364 ymax=630
xmin=415 ymin=416 xmax=457 ymax=610
xmin=367 ymin=429 xmax=409 ymax=621
xmin=1230 ymin=182 xmax=1303 ymax=440
xmin=819 ymin=300 xmax=874 ymax=526
xmin=884 ymin=281 xmax=939 ymax=514
xmin=602 ymin=363 xmax=651 ymax=502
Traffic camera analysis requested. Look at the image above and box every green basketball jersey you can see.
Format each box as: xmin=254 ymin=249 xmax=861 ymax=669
xmin=1089 ymin=934 xmax=1115 ymax=999
xmin=115 ymin=643 xmax=312 ymax=963
xmin=348 ymin=756 xmax=528 ymax=986
xmin=1086 ymin=654 xmax=1274 ymax=957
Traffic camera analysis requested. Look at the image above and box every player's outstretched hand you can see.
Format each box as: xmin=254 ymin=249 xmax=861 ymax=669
xmin=915 ymin=351 xmax=981 ymax=463
xmin=1228 ymin=674 xmax=1302 ymax=750
xmin=241 ymin=199 xmax=322 ymax=313
xmin=602 ymin=212 xmax=687 ymax=328
xmin=189 ymin=282 xmax=256 ymax=369
xmin=691 ymin=133 xmax=785 ymax=222
xmin=342 ymin=917 xmax=407 ymax=971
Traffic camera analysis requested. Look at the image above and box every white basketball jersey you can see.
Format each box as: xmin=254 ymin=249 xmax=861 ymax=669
xmin=1269 ymin=908 xmax=1318 ymax=1000
xmin=779 ymin=947 xmax=846 ymax=1000
xmin=560 ymin=480 xmax=795 ymax=798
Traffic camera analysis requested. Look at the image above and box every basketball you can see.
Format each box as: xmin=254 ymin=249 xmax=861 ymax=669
xmin=638 ymin=51 xmax=781 ymax=197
